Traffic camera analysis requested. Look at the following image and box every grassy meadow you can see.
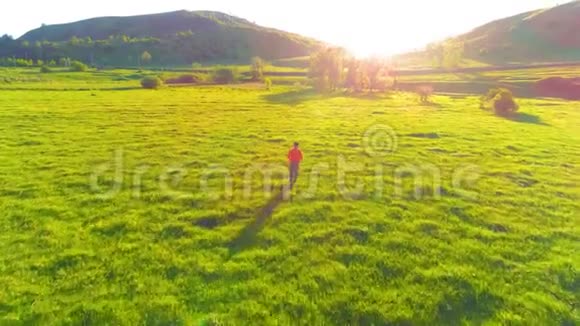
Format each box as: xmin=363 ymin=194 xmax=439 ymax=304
xmin=0 ymin=68 xmax=579 ymax=325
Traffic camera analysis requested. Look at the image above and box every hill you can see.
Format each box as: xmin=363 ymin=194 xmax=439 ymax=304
xmin=460 ymin=0 xmax=580 ymax=63
xmin=1 ymin=11 xmax=322 ymax=66
xmin=395 ymin=1 xmax=580 ymax=66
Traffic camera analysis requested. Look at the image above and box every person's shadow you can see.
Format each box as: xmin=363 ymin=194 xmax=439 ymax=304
xmin=228 ymin=184 xmax=292 ymax=256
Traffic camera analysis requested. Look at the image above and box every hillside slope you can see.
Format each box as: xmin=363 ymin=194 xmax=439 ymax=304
xmin=460 ymin=0 xmax=580 ymax=63
xmin=5 ymin=11 xmax=322 ymax=65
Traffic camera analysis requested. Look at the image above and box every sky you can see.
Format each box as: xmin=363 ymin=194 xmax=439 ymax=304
xmin=0 ymin=0 xmax=567 ymax=56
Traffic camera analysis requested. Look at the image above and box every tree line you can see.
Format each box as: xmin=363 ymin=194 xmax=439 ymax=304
xmin=309 ymin=40 xmax=464 ymax=92
xmin=309 ymin=48 xmax=398 ymax=92
xmin=0 ymin=27 xmax=313 ymax=67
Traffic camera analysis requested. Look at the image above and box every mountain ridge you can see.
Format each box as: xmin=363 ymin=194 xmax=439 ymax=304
xmin=19 ymin=10 xmax=279 ymax=41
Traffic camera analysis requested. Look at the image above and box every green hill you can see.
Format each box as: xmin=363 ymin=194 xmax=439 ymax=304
xmin=3 ymin=11 xmax=322 ymax=66
xmin=395 ymin=1 xmax=580 ymax=67
xmin=460 ymin=0 xmax=580 ymax=63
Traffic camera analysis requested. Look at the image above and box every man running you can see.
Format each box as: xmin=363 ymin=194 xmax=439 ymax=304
xmin=287 ymin=142 xmax=303 ymax=187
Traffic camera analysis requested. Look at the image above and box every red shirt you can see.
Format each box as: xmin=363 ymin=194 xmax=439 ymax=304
xmin=288 ymin=148 xmax=303 ymax=163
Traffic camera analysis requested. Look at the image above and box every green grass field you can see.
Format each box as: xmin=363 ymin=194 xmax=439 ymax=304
xmin=396 ymin=65 xmax=580 ymax=99
xmin=0 ymin=69 xmax=579 ymax=325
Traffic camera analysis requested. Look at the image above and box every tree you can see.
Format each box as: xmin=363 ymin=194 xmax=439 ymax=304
xmin=362 ymin=58 xmax=386 ymax=92
xmin=427 ymin=39 xmax=464 ymax=68
xmin=141 ymin=51 xmax=152 ymax=66
xmin=309 ymin=47 xmax=345 ymax=91
xmin=68 ymin=36 xmax=81 ymax=46
xmin=251 ymin=56 xmax=264 ymax=81
xmin=345 ymin=59 xmax=361 ymax=91
xmin=345 ymin=58 xmax=390 ymax=92
xmin=59 ymin=57 xmax=71 ymax=67
xmin=442 ymin=40 xmax=464 ymax=68
xmin=427 ymin=42 xmax=445 ymax=67
xmin=0 ymin=34 xmax=14 ymax=43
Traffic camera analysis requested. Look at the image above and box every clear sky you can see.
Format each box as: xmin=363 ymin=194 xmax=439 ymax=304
xmin=0 ymin=0 xmax=567 ymax=56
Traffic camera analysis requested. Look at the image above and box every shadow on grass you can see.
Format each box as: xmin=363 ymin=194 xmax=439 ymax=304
xmin=419 ymin=100 xmax=444 ymax=108
xmin=228 ymin=186 xmax=289 ymax=256
xmin=443 ymin=94 xmax=470 ymax=100
xmin=506 ymin=112 xmax=550 ymax=126
xmin=350 ymin=92 xmax=391 ymax=100
xmin=263 ymin=88 xmax=322 ymax=105
xmin=398 ymin=81 xmax=542 ymax=99
xmin=262 ymin=88 xmax=389 ymax=105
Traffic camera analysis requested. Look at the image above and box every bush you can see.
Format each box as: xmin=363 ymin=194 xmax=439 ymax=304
xmin=40 ymin=66 xmax=52 ymax=73
xmin=416 ymin=85 xmax=434 ymax=102
xmin=140 ymin=76 xmax=163 ymax=89
xmin=493 ymin=90 xmax=519 ymax=116
xmin=211 ymin=67 xmax=237 ymax=84
xmin=165 ymin=74 xmax=203 ymax=85
xmin=70 ymin=61 xmax=88 ymax=72
xmin=481 ymin=88 xmax=519 ymax=116
xmin=264 ymin=78 xmax=272 ymax=90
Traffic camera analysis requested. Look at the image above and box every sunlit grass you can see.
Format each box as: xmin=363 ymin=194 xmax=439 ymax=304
xmin=0 ymin=74 xmax=578 ymax=324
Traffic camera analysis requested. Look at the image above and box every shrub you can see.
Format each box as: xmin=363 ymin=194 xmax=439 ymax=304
xmin=165 ymin=74 xmax=203 ymax=85
xmin=416 ymin=85 xmax=434 ymax=102
xmin=40 ymin=66 xmax=52 ymax=73
xmin=70 ymin=61 xmax=88 ymax=72
xmin=211 ymin=67 xmax=237 ymax=84
xmin=480 ymin=88 xmax=500 ymax=108
xmin=140 ymin=76 xmax=163 ymax=89
xmin=493 ymin=89 xmax=519 ymax=116
xmin=481 ymin=88 xmax=519 ymax=116
xmin=264 ymin=78 xmax=272 ymax=90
